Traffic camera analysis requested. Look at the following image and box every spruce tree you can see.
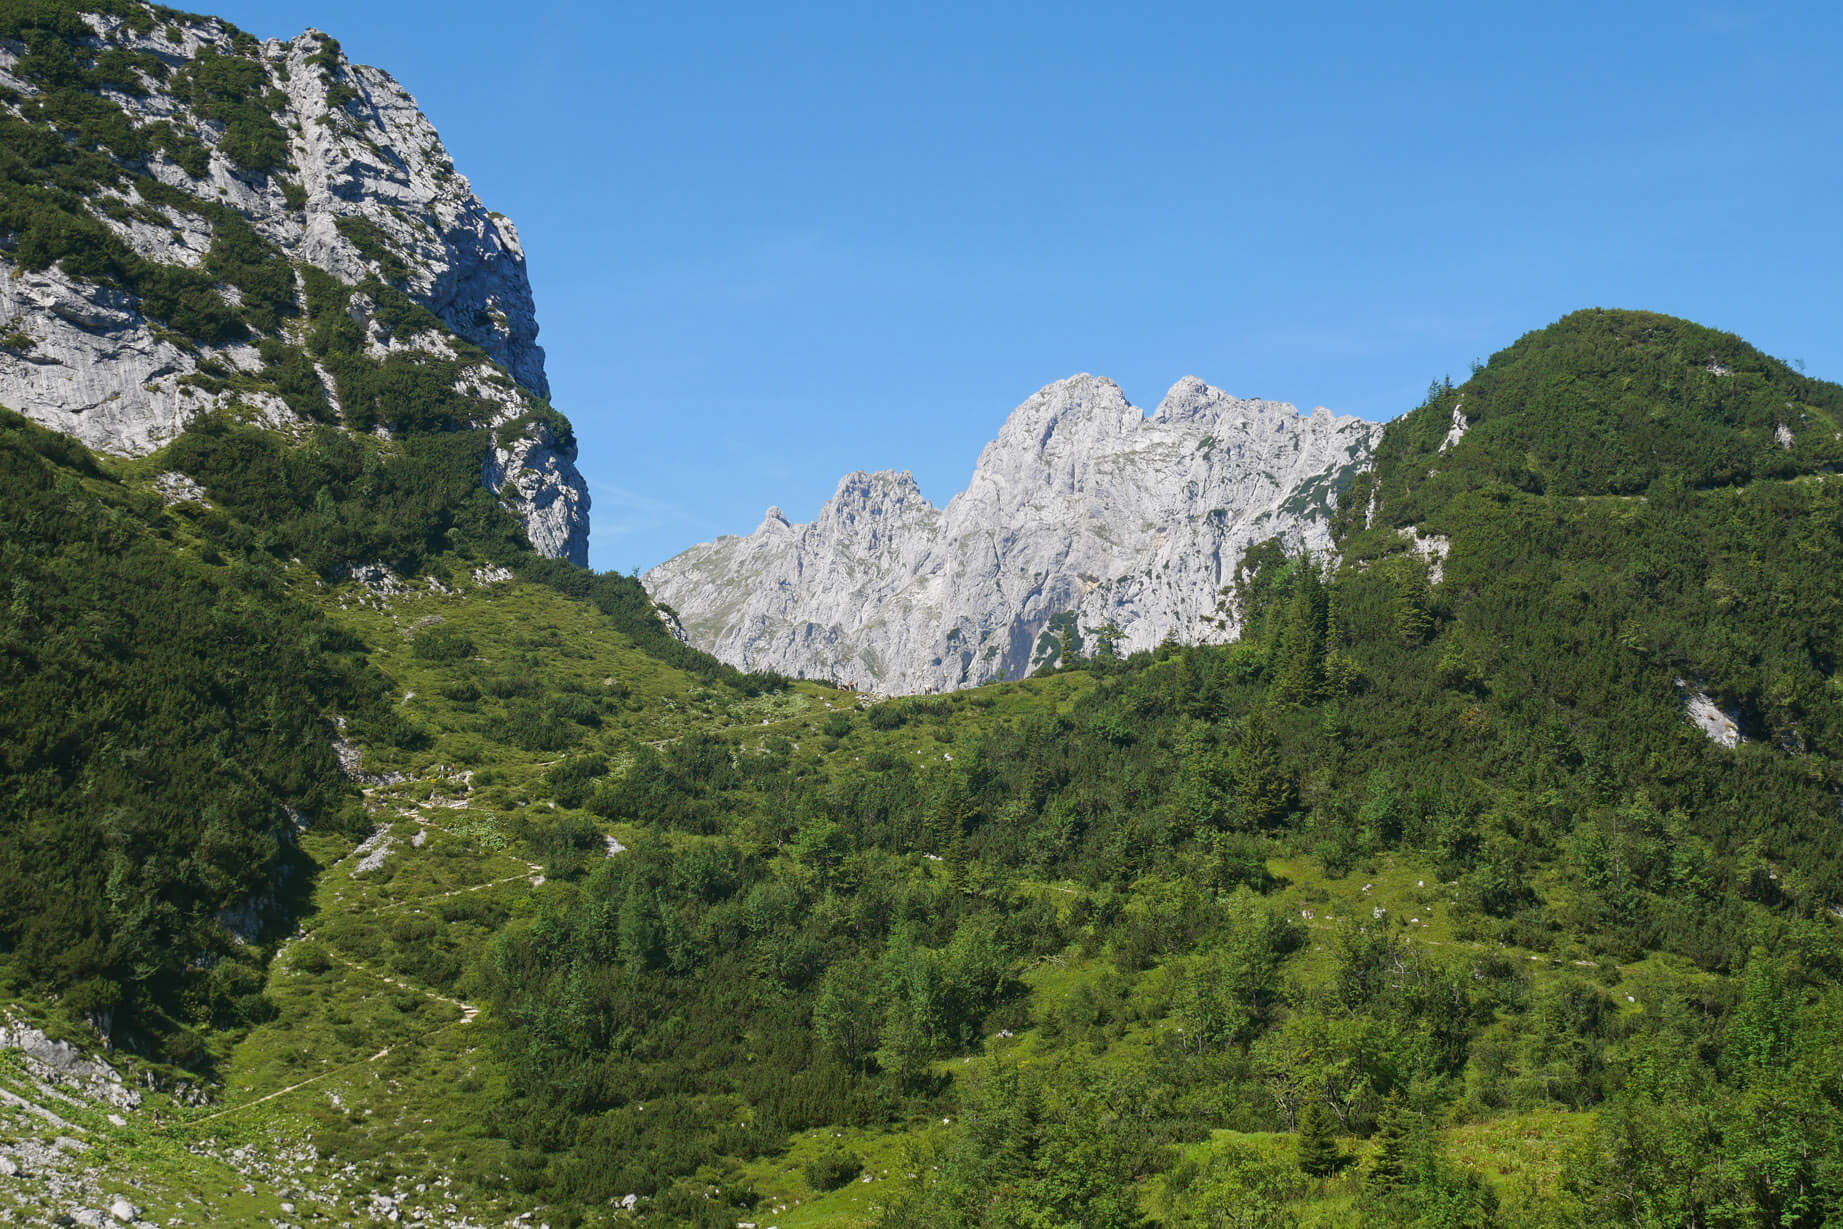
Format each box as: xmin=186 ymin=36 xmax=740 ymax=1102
xmin=1365 ymin=1094 xmax=1416 ymax=1194
xmin=926 ymin=770 xmax=974 ymax=854
xmin=1178 ymin=721 xmax=1231 ymax=829
xmin=1394 ymin=562 xmax=1434 ymax=645
xmin=1297 ymin=1099 xmax=1343 ymax=1177
xmin=1272 ymin=562 xmax=1328 ymax=706
xmin=1234 ymin=709 xmax=1296 ymax=827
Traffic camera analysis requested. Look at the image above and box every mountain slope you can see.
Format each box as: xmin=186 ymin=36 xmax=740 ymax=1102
xmin=1339 ymin=308 xmax=1843 ymax=761
xmin=646 ymin=374 xmax=1379 ymax=691
xmin=4 ymin=290 xmax=1843 ymax=1227
xmin=0 ymin=0 xmax=588 ymax=562
xmin=0 ymin=406 xmax=378 ymax=1054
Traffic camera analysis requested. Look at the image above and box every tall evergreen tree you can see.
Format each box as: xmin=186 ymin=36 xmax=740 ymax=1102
xmin=1234 ymin=709 xmax=1295 ymax=827
xmin=1394 ymin=561 xmax=1434 ymax=645
xmin=1178 ymin=720 xmax=1232 ymax=829
xmin=1365 ymin=1095 xmax=1417 ymax=1194
xmin=1297 ymin=1099 xmax=1343 ymax=1178
xmin=926 ymin=770 xmax=975 ymax=854
xmin=1726 ymin=947 xmax=1793 ymax=1074
xmin=1272 ymin=560 xmax=1328 ymax=706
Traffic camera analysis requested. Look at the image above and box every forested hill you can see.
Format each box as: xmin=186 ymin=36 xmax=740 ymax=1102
xmin=1339 ymin=308 xmax=1843 ymax=788
xmin=472 ymin=309 xmax=1843 ymax=1227
xmin=1359 ymin=307 xmax=1843 ymax=507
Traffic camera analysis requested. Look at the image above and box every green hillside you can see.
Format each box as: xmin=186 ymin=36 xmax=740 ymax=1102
xmin=6 ymin=308 xmax=1842 ymax=1227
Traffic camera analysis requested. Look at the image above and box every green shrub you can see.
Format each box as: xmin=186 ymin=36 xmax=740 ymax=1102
xmin=803 ymin=1146 xmax=862 ymax=1192
xmin=546 ymin=754 xmax=609 ymax=810
xmin=410 ymin=627 xmax=476 ymax=662
xmin=172 ymin=47 xmax=290 ymax=177
xmin=335 ymin=215 xmax=410 ymax=283
xmin=865 ymin=703 xmax=905 ymax=730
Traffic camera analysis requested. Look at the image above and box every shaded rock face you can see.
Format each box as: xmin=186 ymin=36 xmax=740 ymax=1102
xmin=647 ymin=374 xmax=1379 ymax=692
xmin=0 ymin=12 xmax=587 ymax=564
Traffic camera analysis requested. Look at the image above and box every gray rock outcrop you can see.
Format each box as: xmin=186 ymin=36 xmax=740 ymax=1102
xmin=646 ymin=374 xmax=1378 ymax=692
xmin=0 ymin=1015 xmax=140 ymax=1112
xmin=0 ymin=11 xmax=588 ymax=564
xmin=483 ymin=416 xmax=591 ymax=566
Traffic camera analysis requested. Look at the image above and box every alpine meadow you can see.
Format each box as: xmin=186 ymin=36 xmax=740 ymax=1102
xmin=1 ymin=3 xmax=1842 ymax=1228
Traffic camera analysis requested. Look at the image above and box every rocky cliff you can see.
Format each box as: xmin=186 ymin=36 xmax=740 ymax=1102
xmin=646 ymin=374 xmax=1378 ymax=691
xmin=0 ymin=4 xmax=588 ymax=564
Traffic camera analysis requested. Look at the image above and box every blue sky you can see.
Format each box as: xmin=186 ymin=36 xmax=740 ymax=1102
xmin=212 ymin=1 xmax=1843 ymax=574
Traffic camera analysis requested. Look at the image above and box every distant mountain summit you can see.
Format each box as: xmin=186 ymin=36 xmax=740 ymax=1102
xmin=0 ymin=6 xmax=588 ymax=562
xmin=646 ymin=374 xmax=1378 ymax=691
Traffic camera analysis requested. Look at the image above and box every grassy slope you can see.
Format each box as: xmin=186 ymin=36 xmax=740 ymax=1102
xmin=155 ymin=574 xmax=1642 ymax=1226
xmin=98 ymin=558 xmax=1091 ymax=1224
xmin=3 ymin=489 xmax=1697 ymax=1227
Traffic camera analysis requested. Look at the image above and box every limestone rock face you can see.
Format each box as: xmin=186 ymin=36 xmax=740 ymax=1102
xmin=647 ymin=375 xmax=1379 ymax=691
xmin=0 ymin=11 xmax=587 ymax=562
xmin=483 ymin=416 xmax=591 ymax=567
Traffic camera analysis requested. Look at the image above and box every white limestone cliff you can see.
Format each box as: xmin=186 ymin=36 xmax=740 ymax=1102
xmin=646 ymin=374 xmax=1379 ymax=692
xmin=0 ymin=11 xmax=588 ymax=564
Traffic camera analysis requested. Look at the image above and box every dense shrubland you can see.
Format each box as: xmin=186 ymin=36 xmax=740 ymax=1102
xmin=0 ymin=409 xmax=383 ymax=1057
xmin=468 ymin=312 xmax=1843 ymax=1226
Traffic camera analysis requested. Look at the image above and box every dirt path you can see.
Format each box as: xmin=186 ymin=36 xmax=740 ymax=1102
xmin=187 ymin=1030 xmax=455 ymax=1127
xmin=186 ymin=949 xmax=479 ymax=1126
xmin=318 ymin=949 xmax=479 ymax=1024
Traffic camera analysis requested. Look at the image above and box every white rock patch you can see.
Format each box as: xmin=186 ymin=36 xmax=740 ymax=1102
xmin=153 ymin=471 xmax=209 ymax=506
xmin=1439 ymin=401 xmax=1470 ymax=452
xmin=1399 ymin=526 xmax=1452 ymax=585
xmin=351 ymin=825 xmax=395 ymax=875
xmin=1678 ymin=679 xmax=1743 ymax=748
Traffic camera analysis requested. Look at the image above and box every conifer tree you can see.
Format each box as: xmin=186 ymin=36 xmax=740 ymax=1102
xmin=1297 ymin=1099 xmax=1343 ymax=1177
xmin=1727 ymin=947 xmax=1793 ymax=1074
xmin=1178 ymin=721 xmax=1231 ymax=829
xmin=926 ymin=771 xmax=975 ymax=854
xmin=1365 ymin=1094 xmax=1416 ymax=1194
xmin=1234 ymin=709 xmax=1295 ymax=827
xmin=1394 ymin=562 xmax=1434 ymax=645
xmin=1229 ymin=537 xmax=1294 ymax=629
xmin=1320 ymin=603 xmax=1361 ymax=697
xmin=1272 ymin=561 xmax=1328 ymax=706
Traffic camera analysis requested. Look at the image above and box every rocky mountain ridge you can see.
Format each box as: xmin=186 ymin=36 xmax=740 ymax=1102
xmin=646 ymin=374 xmax=1379 ymax=691
xmin=0 ymin=4 xmax=588 ymax=562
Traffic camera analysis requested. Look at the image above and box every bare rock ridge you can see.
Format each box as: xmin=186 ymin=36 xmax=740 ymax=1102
xmin=0 ymin=10 xmax=589 ymax=564
xmin=646 ymin=374 xmax=1379 ymax=692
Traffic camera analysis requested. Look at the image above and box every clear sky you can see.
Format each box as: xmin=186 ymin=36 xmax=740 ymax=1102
xmin=210 ymin=1 xmax=1843 ymax=574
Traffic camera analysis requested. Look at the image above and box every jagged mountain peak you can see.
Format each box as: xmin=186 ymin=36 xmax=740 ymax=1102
xmin=832 ymin=468 xmax=930 ymax=500
xmin=987 ymin=373 xmax=1140 ymax=455
xmin=1152 ymin=375 xmax=1292 ymax=426
xmin=647 ymin=374 xmax=1381 ymax=691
